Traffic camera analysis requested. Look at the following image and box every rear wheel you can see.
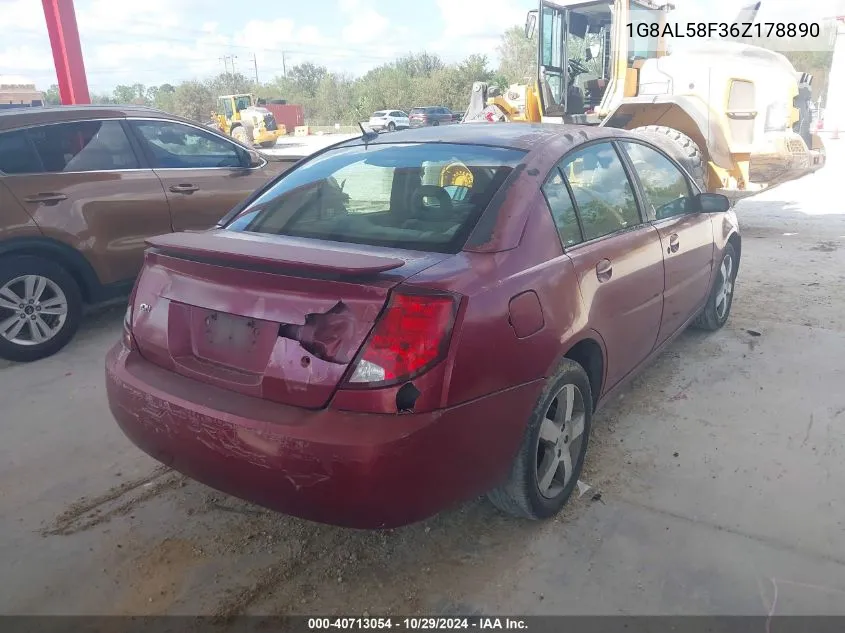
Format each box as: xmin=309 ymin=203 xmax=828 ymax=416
xmin=387 ymin=121 xmax=396 ymax=132
xmin=487 ymin=359 xmax=592 ymax=520
xmin=259 ymin=140 xmax=276 ymax=148
xmin=231 ymin=125 xmax=250 ymax=146
xmin=432 ymin=120 xmax=440 ymax=127
xmin=0 ymin=256 xmax=83 ymax=362
xmin=631 ymin=125 xmax=707 ymax=191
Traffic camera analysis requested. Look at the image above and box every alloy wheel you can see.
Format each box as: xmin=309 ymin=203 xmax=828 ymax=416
xmin=715 ymin=253 xmax=734 ymax=320
xmin=536 ymin=383 xmax=587 ymax=499
xmin=0 ymin=275 xmax=68 ymax=346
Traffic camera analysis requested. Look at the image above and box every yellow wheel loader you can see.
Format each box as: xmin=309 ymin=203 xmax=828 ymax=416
xmin=463 ymin=0 xmax=826 ymax=199
xmin=212 ymin=94 xmax=286 ymax=149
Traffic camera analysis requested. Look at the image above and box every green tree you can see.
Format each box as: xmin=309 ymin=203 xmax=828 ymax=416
xmin=289 ymin=62 xmax=328 ymax=98
xmin=208 ymin=72 xmax=253 ymax=96
xmin=172 ymin=80 xmax=215 ymax=121
xmin=113 ymin=84 xmax=146 ymax=104
xmin=497 ymin=25 xmax=537 ymax=86
xmin=44 ymin=84 xmax=60 ymax=105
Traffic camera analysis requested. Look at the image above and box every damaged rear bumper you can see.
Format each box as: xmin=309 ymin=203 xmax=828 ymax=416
xmin=105 ymin=342 xmax=542 ymax=529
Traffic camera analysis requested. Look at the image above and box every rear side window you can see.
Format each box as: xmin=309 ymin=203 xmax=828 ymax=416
xmin=542 ymin=168 xmax=583 ymax=248
xmin=28 ymin=120 xmax=139 ymax=172
xmin=560 ymin=142 xmax=641 ymax=241
xmin=226 ymin=142 xmax=526 ymax=253
xmin=0 ymin=130 xmax=41 ymax=175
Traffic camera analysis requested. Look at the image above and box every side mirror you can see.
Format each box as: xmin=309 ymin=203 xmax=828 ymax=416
xmin=246 ymin=149 xmax=263 ymax=168
xmin=697 ymin=192 xmax=731 ymax=213
xmin=525 ymin=11 xmax=537 ymax=39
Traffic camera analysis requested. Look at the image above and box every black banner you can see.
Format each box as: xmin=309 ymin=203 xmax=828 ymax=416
xmin=2 ymin=616 xmax=845 ymax=633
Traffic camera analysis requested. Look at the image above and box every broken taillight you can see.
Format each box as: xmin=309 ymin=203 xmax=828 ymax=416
xmin=345 ymin=290 xmax=459 ymax=387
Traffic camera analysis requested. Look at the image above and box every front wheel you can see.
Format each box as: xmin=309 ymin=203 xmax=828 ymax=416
xmin=0 ymin=256 xmax=83 ymax=362
xmin=487 ymin=359 xmax=593 ymax=520
xmin=231 ymin=126 xmax=250 ymax=146
xmin=694 ymin=242 xmax=738 ymax=331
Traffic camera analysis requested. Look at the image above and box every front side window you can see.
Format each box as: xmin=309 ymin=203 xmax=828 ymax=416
xmin=234 ymin=96 xmax=252 ymax=112
xmin=621 ymin=141 xmax=694 ymax=220
xmin=226 ymin=142 xmax=526 ymax=253
xmin=0 ymin=130 xmax=42 ymax=174
xmin=561 ymin=142 xmax=641 ymax=241
xmin=131 ymin=120 xmax=244 ymax=169
xmin=27 ymin=120 xmax=139 ymax=173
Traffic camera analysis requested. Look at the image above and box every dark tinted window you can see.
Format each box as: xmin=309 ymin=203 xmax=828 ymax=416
xmin=0 ymin=130 xmax=41 ymax=174
xmin=542 ymin=168 xmax=582 ymax=248
xmin=131 ymin=120 xmax=244 ymax=169
xmin=621 ymin=141 xmax=694 ymax=220
xmin=561 ymin=143 xmax=641 ymax=241
xmin=27 ymin=120 xmax=139 ymax=172
xmin=227 ymin=142 xmax=525 ymax=253
xmin=410 ymin=108 xmax=425 ymax=115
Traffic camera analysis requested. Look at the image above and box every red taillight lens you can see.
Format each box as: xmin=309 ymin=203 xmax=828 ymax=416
xmin=122 ymin=303 xmax=134 ymax=350
xmin=346 ymin=291 xmax=458 ymax=386
xmin=122 ymin=280 xmax=140 ymax=350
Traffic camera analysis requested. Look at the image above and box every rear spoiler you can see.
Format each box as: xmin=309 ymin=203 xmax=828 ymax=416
xmin=146 ymin=230 xmax=406 ymax=276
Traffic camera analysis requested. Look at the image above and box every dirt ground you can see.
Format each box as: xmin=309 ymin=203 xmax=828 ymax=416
xmin=1 ymin=142 xmax=844 ymax=619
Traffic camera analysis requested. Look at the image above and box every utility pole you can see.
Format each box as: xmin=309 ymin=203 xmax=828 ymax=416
xmin=250 ymin=53 xmax=259 ymax=85
xmin=282 ymin=51 xmax=287 ymax=79
xmin=219 ymin=55 xmax=230 ymax=75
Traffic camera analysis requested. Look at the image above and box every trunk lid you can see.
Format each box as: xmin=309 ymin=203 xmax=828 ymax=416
xmin=130 ymin=230 xmax=447 ymax=409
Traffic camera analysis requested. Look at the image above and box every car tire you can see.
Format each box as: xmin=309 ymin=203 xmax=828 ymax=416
xmin=487 ymin=359 xmax=593 ymax=520
xmin=0 ymin=256 xmax=83 ymax=363
xmin=259 ymin=140 xmax=276 ymax=148
xmin=432 ymin=120 xmax=440 ymax=126
xmin=388 ymin=121 xmax=396 ymax=132
xmin=631 ymin=125 xmax=707 ymax=191
xmin=232 ymin=125 xmax=250 ymax=145
xmin=694 ymin=242 xmax=738 ymax=331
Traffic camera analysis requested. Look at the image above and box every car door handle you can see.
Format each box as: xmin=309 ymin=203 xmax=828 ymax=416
xmin=23 ymin=193 xmax=67 ymax=204
xmin=596 ymin=258 xmax=613 ymax=282
xmin=668 ymin=234 xmax=680 ymax=253
xmin=169 ymin=184 xmax=200 ymax=194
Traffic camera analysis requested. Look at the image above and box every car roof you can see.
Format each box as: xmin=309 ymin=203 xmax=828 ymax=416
xmin=0 ymin=105 xmax=191 ymax=132
xmin=337 ymin=122 xmax=633 ymax=153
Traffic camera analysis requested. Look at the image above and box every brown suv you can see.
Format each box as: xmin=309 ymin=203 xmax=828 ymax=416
xmin=0 ymin=105 xmax=297 ymax=362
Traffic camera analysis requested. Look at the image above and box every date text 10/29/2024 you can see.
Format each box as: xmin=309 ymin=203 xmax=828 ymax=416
xmin=627 ymin=22 xmax=821 ymax=39
xmin=308 ymin=617 xmax=528 ymax=630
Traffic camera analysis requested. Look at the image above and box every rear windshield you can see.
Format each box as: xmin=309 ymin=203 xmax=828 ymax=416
xmin=372 ymin=111 xmax=387 ymax=117
xmin=226 ymin=142 xmax=526 ymax=253
xmin=410 ymin=108 xmax=426 ymax=114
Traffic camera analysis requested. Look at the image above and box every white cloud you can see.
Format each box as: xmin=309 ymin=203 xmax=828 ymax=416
xmin=428 ymin=0 xmax=528 ymax=63
xmin=338 ymin=0 xmax=391 ymax=46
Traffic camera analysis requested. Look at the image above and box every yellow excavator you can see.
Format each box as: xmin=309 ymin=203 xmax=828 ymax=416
xmin=463 ymin=0 xmax=826 ymax=199
xmin=212 ymin=94 xmax=286 ymax=148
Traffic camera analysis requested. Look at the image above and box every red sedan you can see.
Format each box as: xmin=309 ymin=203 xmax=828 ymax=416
xmin=106 ymin=124 xmax=741 ymax=528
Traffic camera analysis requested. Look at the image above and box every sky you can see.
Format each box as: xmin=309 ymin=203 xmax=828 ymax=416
xmin=1 ymin=0 xmax=843 ymax=93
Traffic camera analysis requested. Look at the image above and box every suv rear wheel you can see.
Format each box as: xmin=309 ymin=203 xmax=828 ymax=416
xmin=0 ymin=256 xmax=83 ymax=362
